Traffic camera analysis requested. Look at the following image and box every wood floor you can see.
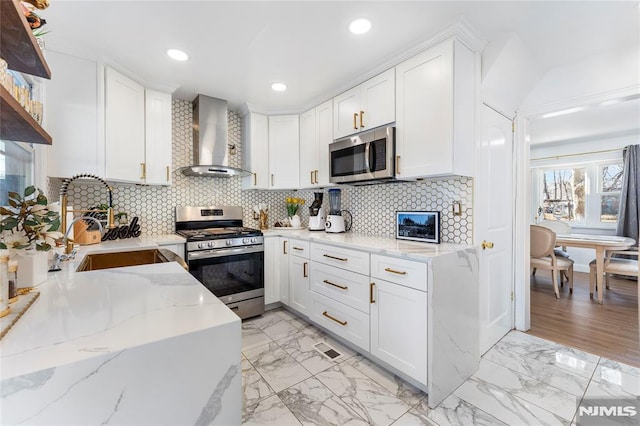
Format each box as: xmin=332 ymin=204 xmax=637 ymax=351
xmin=529 ymin=270 xmax=639 ymax=367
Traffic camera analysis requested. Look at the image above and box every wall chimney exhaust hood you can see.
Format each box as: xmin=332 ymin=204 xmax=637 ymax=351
xmin=180 ymin=95 xmax=250 ymax=177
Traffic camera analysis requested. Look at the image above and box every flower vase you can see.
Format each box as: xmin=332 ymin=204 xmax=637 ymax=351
xmin=290 ymin=214 xmax=301 ymax=228
xmin=15 ymin=251 xmax=48 ymax=289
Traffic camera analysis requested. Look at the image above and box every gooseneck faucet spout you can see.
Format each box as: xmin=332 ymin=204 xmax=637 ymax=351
xmin=59 ymin=174 xmax=116 ymax=254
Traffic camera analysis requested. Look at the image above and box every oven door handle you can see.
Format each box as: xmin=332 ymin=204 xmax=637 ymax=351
xmin=187 ymin=244 xmax=264 ymax=260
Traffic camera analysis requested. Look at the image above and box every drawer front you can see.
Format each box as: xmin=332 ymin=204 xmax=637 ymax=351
xmin=288 ymin=239 xmax=310 ymax=258
xmin=311 ymin=242 xmax=369 ymax=275
xmin=310 ymin=262 xmax=370 ymax=314
xmin=370 ymin=254 xmax=428 ymax=291
xmin=310 ymin=292 xmax=370 ymax=352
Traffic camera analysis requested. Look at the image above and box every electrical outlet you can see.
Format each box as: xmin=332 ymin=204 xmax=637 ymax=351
xmin=452 ymin=201 xmax=462 ymax=216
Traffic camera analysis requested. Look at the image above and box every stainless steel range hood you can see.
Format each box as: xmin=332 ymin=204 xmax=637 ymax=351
xmin=181 ymin=95 xmax=250 ymax=177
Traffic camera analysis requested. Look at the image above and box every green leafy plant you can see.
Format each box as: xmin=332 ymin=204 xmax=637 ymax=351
xmin=0 ymin=186 xmax=61 ymax=252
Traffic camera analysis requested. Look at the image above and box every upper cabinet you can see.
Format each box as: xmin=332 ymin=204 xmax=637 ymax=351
xmin=299 ymin=99 xmax=332 ymax=188
xmin=268 ymin=115 xmax=299 ymax=189
xmin=333 ymin=69 xmax=395 ymax=139
xmin=45 ymin=55 xmax=172 ymax=185
xmin=105 ymin=67 xmax=145 ymax=183
xmin=0 ymin=0 xmax=52 ymax=145
xmin=242 ymin=113 xmax=269 ymax=190
xmin=395 ymin=39 xmax=475 ymax=179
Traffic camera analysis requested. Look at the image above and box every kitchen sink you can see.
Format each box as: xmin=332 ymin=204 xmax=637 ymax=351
xmin=76 ymin=248 xmax=188 ymax=272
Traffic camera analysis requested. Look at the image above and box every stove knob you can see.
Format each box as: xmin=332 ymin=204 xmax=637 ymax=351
xmin=226 ymin=239 xmax=233 ymax=246
xmin=251 ymin=237 xmax=258 ymax=244
xmin=207 ymin=241 xmax=215 ymax=248
xmin=242 ymin=238 xmax=249 ymax=244
xmin=198 ymin=242 xmax=206 ymax=249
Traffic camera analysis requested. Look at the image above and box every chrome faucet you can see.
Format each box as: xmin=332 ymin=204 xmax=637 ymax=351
xmin=49 ymin=216 xmax=104 ymax=271
xmin=59 ymin=174 xmax=117 ymax=254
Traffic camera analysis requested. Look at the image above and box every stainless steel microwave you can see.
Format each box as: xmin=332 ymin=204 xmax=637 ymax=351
xmin=329 ymin=126 xmax=395 ymax=184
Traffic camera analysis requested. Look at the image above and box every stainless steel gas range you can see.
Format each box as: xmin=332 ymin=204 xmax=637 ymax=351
xmin=175 ymin=206 xmax=264 ymax=319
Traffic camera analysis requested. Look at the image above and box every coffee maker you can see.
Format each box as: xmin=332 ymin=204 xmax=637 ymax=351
xmin=308 ymin=192 xmax=326 ymax=231
xmin=325 ymin=188 xmax=348 ymax=233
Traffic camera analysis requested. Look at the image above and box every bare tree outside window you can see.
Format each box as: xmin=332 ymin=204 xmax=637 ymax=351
xmin=600 ymin=164 xmax=623 ymax=223
xmin=541 ymin=168 xmax=585 ymax=222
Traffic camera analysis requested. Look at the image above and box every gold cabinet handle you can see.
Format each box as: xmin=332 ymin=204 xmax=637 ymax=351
xmin=166 ymin=166 xmax=170 ymax=182
xmin=310 ymin=170 xmax=314 ymax=185
xmin=395 ymin=156 xmax=400 ymax=175
xmin=360 ymin=110 xmax=365 ymax=128
xmin=271 ymin=174 xmax=274 ymax=186
xmin=323 ymin=279 xmax=348 ymax=290
xmin=370 ymin=282 xmax=375 ymax=303
xmin=293 ymin=246 xmax=304 ymax=251
xmin=253 ymin=173 xmax=257 ymax=186
xmin=140 ymin=162 xmax=146 ymax=180
xmin=323 ymin=254 xmax=348 ymax=262
xmin=322 ymin=311 xmax=347 ymax=326
xmin=314 ymin=170 xmax=318 ymax=184
xmin=482 ymin=240 xmax=495 ymax=250
xmin=353 ymin=112 xmax=358 ymax=130
xmin=384 ymin=267 xmax=407 ymax=275
xmin=283 ymin=240 xmax=288 ymax=254
xmin=303 ymin=262 xmax=308 ymax=278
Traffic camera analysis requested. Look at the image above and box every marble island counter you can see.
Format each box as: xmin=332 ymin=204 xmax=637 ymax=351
xmin=0 ymin=239 xmax=241 ymax=425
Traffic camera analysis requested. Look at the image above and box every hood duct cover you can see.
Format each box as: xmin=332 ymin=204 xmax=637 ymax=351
xmin=181 ymin=95 xmax=251 ymax=177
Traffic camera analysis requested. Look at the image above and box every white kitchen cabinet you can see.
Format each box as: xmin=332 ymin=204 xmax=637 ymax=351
xmin=45 ymin=51 xmax=104 ymax=178
xmin=395 ymin=38 xmax=475 ymax=179
xmin=144 ymin=90 xmax=172 ymax=185
xmin=279 ymin=237 xmax=290 ymax=305
xmin=370 ymin=278 xmax=428 ymax=384
xmin=309 ymin=261 xmax=370 ymax=313
xmin=299 ymin=100 xmax=333 ymax=188
xmin=242 ymin=113 xmax=270 ymax=190
xmin=105 ymin=67 xmax=146 ymax=183
xmin=263 ymin=236 xmax=281 ymax=305
xmin=268 ymin=115 xmax=300 ymax=189
xmin=333 ymin=68 xmax=395 ymax=139
xmin=310 ymin=291 xmax=370 ymax=352
xmin=288 ymin=239 xmax=309 ymax=316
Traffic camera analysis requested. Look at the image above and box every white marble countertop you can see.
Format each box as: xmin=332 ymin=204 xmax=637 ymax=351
xmin=262 ymin=229 xmax=475 ymax=262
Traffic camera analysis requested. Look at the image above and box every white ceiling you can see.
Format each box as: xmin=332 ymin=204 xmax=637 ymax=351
xmin=43 ymin=1 xmax=640 ymax=113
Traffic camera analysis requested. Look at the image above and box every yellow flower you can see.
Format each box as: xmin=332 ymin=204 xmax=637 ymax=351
xmin=286 ymin=197 xmax=292 ymax=203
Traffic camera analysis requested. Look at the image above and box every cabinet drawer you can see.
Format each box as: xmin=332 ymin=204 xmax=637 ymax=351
xmin=311 ymin=242 xmax=369 ymax=275
xmin=310 ymin=262 xmax=370 ymax=314
xmin=288 ymin=239 xmax=310 ymax=258
xmin=370 ymin=254 xmax=428 ymax=291
xmin=310 ymin=292 xmax=369 ymax=352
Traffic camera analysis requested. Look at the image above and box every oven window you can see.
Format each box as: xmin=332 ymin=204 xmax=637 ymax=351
xmin=189 ymin=251 xmax=264 ymax=297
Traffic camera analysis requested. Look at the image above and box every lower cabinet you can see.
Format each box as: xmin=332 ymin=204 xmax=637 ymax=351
xmin=370 ymin=278 xmax=428 ymax=384
xmin=310 ymin=291 xmax=370 ymax=352
xmin=288 ymin=254 xmax=309 ymax=315
xmin=279 ymin=238 xmax=290 ymax=305
xmin=264 ymin=236 xmax=281 ymax=305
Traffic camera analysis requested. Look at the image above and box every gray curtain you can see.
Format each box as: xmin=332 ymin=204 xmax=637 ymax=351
xmin=616 ymin=144 xmax=639 ymax=244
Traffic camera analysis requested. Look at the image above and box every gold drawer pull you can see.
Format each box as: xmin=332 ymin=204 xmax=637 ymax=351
xmin=323 ymin=254 xmax=348 ymax=262
xmin=166 ymin=166 xmax=170 ymax=182
xmin=303 ymin=262 xmax=308 ymax=278
xmin=314 ymin=170 xmax=318 ymax=184
xmin=353 ymin=112 xmax=358 ymax=130
xmin=322 ymin=311 xmax=347 ymax=326
xmin=293 ymin=246 xmax=304 ymax=251
xmin=384 ymin=267 xmax=407 ymax=275
xmin=396 ymin=155 xmax=400 ymax=174
xmin=283 ymin=240 xmax=288 ymax=254
xmin=323 ymin=279 xmax=348 ymax=290
xmin=140 ymin=162 xmax=146 ymax=180
xmin=310 ymin=171 xmax=314 ymax=184
xmin=253 ymin=173 xmax=257 ymax=186
xmin=359 ymin=110 xmax=364 ymax=128
xmin=370 ymin=282 xmax=375 ymax=303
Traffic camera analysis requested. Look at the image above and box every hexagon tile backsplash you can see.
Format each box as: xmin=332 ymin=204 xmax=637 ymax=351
xmin=48 ymin=99 xmax=472 ymax=244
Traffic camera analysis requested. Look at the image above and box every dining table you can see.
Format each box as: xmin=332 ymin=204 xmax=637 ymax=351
xmin=555 ymin=233 xmax=636 ymax=304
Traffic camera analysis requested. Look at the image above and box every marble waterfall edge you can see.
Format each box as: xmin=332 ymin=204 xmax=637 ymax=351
xmin=427 ymin=247 xmax=480 ymax=407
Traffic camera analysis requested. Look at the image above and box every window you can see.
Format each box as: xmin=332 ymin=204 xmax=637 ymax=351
xmin=533 ymin=157 xmax=624 ymax=229
xmin=0 ymin=141 xmax=34 ymax=205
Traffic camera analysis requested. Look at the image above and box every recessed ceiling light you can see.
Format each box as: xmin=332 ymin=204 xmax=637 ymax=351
xmin=349 ymin=18 xmax=372 ymax=35
xmin=167 ymin=49 xmax=189 ymax=61
xmin=271 ymin=82 xmax=287 ymax=92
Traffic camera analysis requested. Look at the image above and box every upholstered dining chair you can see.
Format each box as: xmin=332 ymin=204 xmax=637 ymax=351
xmin=530 ymin=225 xmax=575 ymax=298
xmin=538 ymin=219 xmax=572 ymax=284
xmin=589 ymin=246 xmax=639 ymax=300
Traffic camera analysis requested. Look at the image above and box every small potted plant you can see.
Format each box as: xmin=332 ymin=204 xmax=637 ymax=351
xmin=0 ymin=186 xmax=61 ymax=288
xmin=285 ymin=197 xmax=305 ymax=228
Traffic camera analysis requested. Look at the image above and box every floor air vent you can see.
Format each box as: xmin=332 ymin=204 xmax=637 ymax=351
xmin=313 ymin=341 xmax=343 ymax=361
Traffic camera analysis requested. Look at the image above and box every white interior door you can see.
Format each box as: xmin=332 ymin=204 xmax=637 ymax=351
xmin=477 ymin=105 xmax=515 ymax=354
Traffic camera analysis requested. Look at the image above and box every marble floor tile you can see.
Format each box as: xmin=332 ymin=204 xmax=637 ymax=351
xmin=279 ymin=377 xmax=370 ymax=425
xmin=243 ymin=342 xmax=312 ymax=393
xmin=243 ymin=393 xmax=302 ymax=426
xmin=592 ymin=358 xmax=640 ymax=396
xmin=583 ymin=377 xmax=637 ymax=400
xmin=274 ymin=309 xmax=310 ymax=329
xmin=276 ymin=326 xmax=341 ymax=375
xmin=242 ymin=356 xmax=274 ymax=409
xmin=245 ymin=310 xmax=285 ymax=330
xmin=316 ymin=362 xmax=412 ymax=425
xmin=400 ymin=394 xmax=507 ymax=426
xmin=483 ymin=341 xmax=590 ymax=397
xmin=454 ymin=376 xmax=569 ymax=426
xmin=495 ymin=332 xmax=599 ymax=379
xmin=347 ymin=354 xmax=426 ymax=407
xmin=260 ymin=316 xmax=301 ymax=341
xmin=473 ymin=358 xmax=579 ymax=421
xmin=242 ymin=322 xmax=273 ymax=351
